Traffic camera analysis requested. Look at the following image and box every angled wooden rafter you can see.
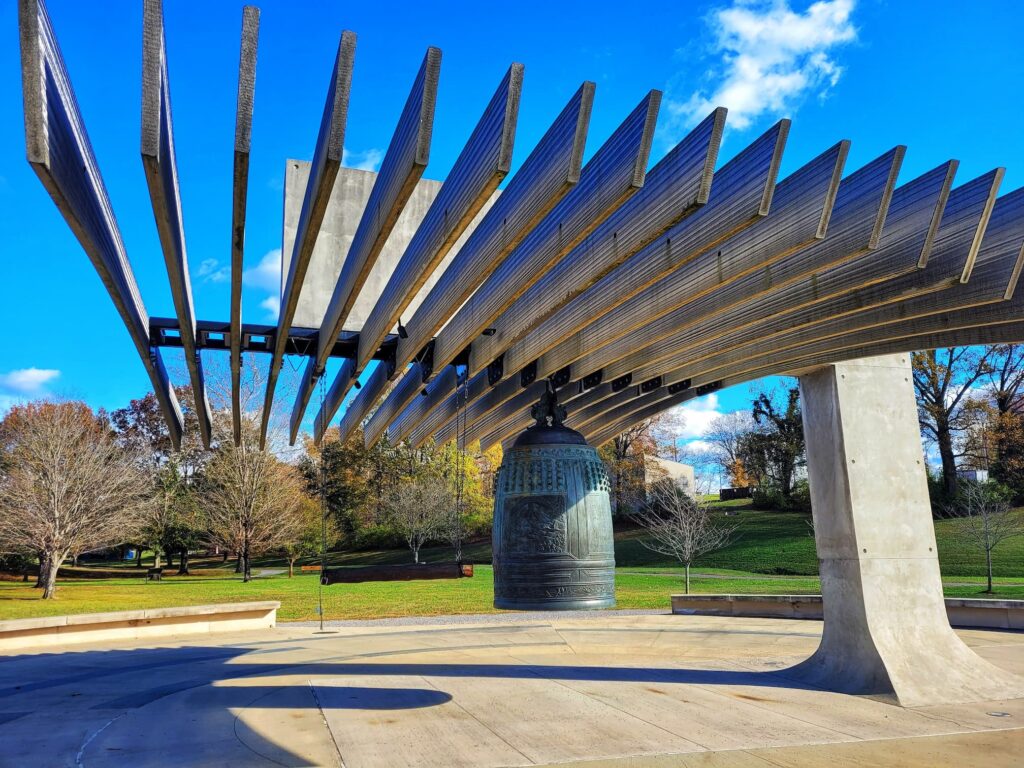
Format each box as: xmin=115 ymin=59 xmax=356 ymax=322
xmin=18 ymin=0 xmax=184 ymax=447
xmin=259 ymin=29 xmax=356 ymax=448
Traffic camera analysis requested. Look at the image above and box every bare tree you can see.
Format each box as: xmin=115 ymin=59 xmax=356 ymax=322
xmin=0 ymin=401 xmax=151 ymax=598
xmin=913 ymin=348 xmax=993 ymax=497
xmin=384 ymin=476 xmax=452 ymax=564
xmin=704 ymin=411 xmax=756 ymax=485
xmin=985 ymin=344 xmax=1024 ymax=415
xmin=204 ymin=428 xmax=305 ymax=582
xmin=943 ymin=482 xmax=1024 ymax=593
xmin=630 ymin=479 xmax=737 ymax=594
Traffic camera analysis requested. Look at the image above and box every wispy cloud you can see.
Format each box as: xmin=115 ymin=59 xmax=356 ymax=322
xmin=242 ymin=249 xmax=283 ymax=321
xmin=669 ymin=392 xmax=727 ymax=440
xmin=0 ymin=367 xmax=60 ymax=394
xmin=197 ymin=258 xmax=229 ymax=283
xmin=662 ymin=0 xmax=857 ymax=142
xmin=260 ymin=295 xmax=281 ymax=321
xmin=244 ymin=248 xmax=282 ymax=293
xmin=0 ymin=367 xmax=61 ymax=414
xmin=342 ymin=147 xmax=384 ymax=172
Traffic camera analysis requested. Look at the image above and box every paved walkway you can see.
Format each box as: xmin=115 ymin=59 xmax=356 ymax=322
xmin=0 ymin=613 xmax=1021 ymax=766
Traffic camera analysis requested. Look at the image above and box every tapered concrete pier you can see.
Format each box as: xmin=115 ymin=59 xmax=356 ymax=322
xmin=795 ymin=353 xmax=1024 ymax=706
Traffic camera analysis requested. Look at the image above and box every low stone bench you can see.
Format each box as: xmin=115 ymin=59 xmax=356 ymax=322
xmin=0 ymin=601 xmax=280 ymax=652
xmin=671 ymin=594 xmax=1024 ymax=630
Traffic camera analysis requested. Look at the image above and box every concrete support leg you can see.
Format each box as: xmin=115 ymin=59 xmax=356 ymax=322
xmin=792 ymin=353 xmax=1024 ymax=707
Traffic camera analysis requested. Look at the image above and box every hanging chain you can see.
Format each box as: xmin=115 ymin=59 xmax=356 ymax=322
xmin=454 ymin=367 xmax=469 ymax=565
xmin=317 ymin=371 xmax=327 ymax=632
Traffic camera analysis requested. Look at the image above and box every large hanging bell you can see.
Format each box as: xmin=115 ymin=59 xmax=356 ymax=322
xmin=492 ymin=383 xmax=616 ymax=610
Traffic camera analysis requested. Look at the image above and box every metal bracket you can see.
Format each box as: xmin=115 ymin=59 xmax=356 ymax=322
xmin=550 ymin=366 xmax=572 ymax=388
xmin=582 ymin=370 xmax=603 ymax=390
xmin=639 ymin=376 xmax=663 ymax=393
xmin=418 ymin=339 xmax=436 ymax=382
xmin=667 ymin=379 xmax=691 ymax=395
xmin=611 ymin=373 xmax=633 ymax=392
xmin=520 ymin=360 xmax=538 ymax=387
xmin=487 ymin=354 xmax=505 ymax=386
xmin=696 ymin=380 xmax=722 ymax=396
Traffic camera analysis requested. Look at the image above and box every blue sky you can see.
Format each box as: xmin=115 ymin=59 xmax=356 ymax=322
xmin=0 ymin=0 xmax=1022 ymax=443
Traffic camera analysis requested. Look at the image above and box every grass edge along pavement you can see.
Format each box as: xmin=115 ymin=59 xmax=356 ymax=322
xmin=1 ymin=566 xmax=1023 ymax=623
xmin=1 ymin=506 xmax=1023 ymax=622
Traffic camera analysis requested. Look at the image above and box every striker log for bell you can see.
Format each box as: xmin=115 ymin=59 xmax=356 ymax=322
xmin=492 ymin=382 xmax=616 ymax=610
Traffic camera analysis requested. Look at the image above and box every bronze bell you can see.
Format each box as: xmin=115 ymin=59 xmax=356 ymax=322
xmin=492 ymin=383 xmax=616 ymax=610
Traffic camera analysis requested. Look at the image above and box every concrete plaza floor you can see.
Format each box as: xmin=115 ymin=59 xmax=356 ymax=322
xmin=0 ymin=612 xmax=1022 ymax=767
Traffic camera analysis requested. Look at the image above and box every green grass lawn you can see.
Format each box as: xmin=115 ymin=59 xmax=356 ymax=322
xmin=1 ymin=565 xmax=1021 ymax=623
xmin=2 ymin=504 xmax=1022 ymax=622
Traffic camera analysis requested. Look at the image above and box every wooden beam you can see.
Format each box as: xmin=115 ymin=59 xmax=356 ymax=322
xmin=519 ymin=136 xmax=849 ymax=381
xmin=587 ymin=160 xmax=956 ymax=385
xmin=392 ymin=81 xmax=596 ymax=375
xmin=17 ymin=0 xmax=184 ymax=447
xmin=629 ymin=170 xmax=1007 ymax=392
xmin=330 ymin=64 xmax=525 ymax=444
xmin=290 ymin=46 xmax=441 ymax=444
xmin=428 ymin=90 xmax=662 ymax=375
xmin=358 ymin=90 xmax=661 ymax=448
xmin=353 ymin=63 xmax=525 ymax=376
xmin=260 ymin=30 xmax=356 ymax=448
xmin=577 ymin=180 xmax=1019 ymax=445
xmin=358 ymin=82 xmax=596 ymax=447
xmin=407 ymin=121 xmax=791 ymax=449
xmin=468 ymin=107 xmax=727 ymax=374
xmin=478 ymin=162 xmax=975 ymax=450
xmin=230 ymin=6 xmax=259 ymax=446
xmin=141 ymin=0 xmax=213 ymax=447
xmin=312 ymin=358 xmax=354 ymax=444
xmin=368 ymin=91 xmax=663 ymax=447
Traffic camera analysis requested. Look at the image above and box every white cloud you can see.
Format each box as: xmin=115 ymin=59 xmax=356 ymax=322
xmin=243 ymin=248 xmax=282 ymax=293
xmin=668 ymin=392 xmax=725 ymax=440
xmin=342 ymin=147 xmax=384 ymax=172
xmin=663 ymin=0 xmax=857 ymax=140
xmin=0 ymin=367 xmax=60 ymax=394
xmin=685 ymin=439 xmax=715 ymax=453
xmin=197 ymin=258 xmax=228 ymax=283
xmin=260 ymin=295 xmax=281 ymax=321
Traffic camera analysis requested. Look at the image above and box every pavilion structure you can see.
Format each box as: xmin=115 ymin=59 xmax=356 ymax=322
xmin=17 ymin=0 xmax=1024 ymax=706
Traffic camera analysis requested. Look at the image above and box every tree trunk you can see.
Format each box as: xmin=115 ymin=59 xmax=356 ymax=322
xmin=73 ymin=553 xmax=80 ymax=567
xmin=154 ymin=550 xmax=162 ymax=569
xmin=41 ymin=552 xmax=63 ymax=599
xmin=34 ymin=551 xmax=48 ymax=589
xmin=937 ymin=418 xmax=959 ymax=497
xmin=178 ymin=549 xmax=190 ymax=576
xmin=685 ymin=563 xmax=690 ymax=595
xmin=241 ymin=546 xmax=252 ymax=583
xmin=166 ymin=551 xmax=175 ymax=568
xmin=986 ymin=547 xmax=994 ymax=593
xmin=288 ymin=558 xmax=295 ymax=578
xmin=412 ymin=544 xmax=420 ymax=564
xmin=135 ymin=547 xmax=143 ymax=567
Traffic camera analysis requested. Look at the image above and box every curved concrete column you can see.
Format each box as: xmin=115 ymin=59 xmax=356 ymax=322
xmin=793 ymin=353 xmax=1024 ymax=707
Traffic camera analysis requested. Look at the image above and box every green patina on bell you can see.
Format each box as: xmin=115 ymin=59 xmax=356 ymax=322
xmin=492 ymin=383 xmax=616 ymax=610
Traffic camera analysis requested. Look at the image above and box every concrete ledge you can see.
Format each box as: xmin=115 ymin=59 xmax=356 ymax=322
xmin=671 ymin=595 xmax=1024 ymax=630
xmin=0 ymin=601 xmax=280 ymax=652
